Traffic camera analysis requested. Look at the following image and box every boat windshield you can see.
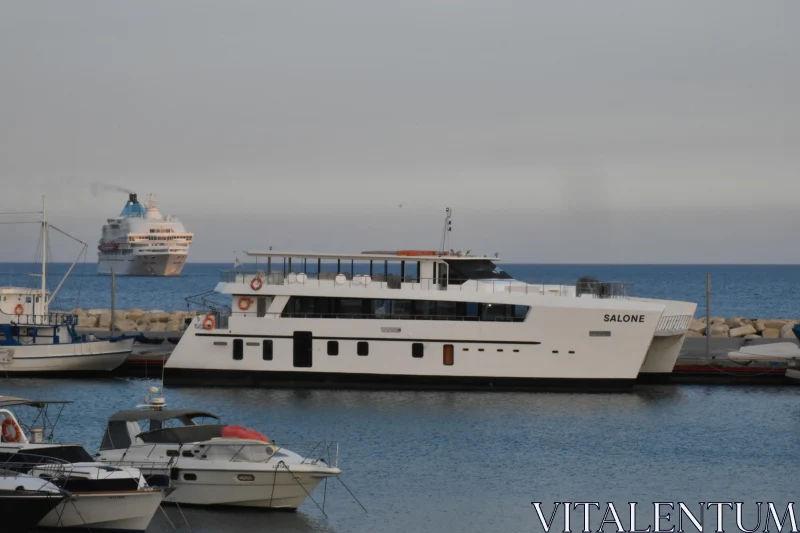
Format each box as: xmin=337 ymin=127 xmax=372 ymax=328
xmin=444 ymin=259 xmax=512 ymax=282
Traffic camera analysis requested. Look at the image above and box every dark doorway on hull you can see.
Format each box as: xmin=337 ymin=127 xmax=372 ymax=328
xmin=293 ymin=331 xmax=313 ymax=368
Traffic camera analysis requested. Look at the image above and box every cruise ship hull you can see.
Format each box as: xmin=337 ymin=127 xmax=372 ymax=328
xmin=98 ymin=253 xmax=187 ymax=276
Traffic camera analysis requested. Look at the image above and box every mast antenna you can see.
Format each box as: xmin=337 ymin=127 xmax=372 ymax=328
xmin=41 ymin=196 xmax=47 ymax=314
xmin=439 ymin=207 xmax=452 ymax=254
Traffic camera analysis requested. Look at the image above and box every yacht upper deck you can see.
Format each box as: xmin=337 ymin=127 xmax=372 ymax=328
xmin=217 ymin=250 xmax=634 ymax=299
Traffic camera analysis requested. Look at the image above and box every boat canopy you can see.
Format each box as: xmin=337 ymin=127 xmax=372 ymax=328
xmin=108 ymin=409 xmax=219 ymax=423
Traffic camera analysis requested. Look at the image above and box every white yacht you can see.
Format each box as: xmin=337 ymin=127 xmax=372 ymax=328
xmin=1 ymin=200 xmax=134 ymax=373
xmin=98 ymin=193 xmax=193 ymax=276
xmin=164 ymin=244 xmax=696 ymax=390
xmin=0 ymin=397 xmax=164 ymax=531
xmin=95 ymin=389 xmax=341 ymax=509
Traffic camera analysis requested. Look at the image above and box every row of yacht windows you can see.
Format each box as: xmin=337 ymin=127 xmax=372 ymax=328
xmin=281 ymin=297 xmax=529 ymax=322
xmin=230 ymin=339 xmax=461 ymax=366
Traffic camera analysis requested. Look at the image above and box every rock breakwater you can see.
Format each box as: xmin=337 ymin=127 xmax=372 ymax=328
xmin=688 ymin=317 xmax=800 ymax=339
xmin=70 ymin=308 xmax=200 ymax=332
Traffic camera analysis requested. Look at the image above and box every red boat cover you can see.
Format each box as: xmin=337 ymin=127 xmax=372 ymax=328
xmin=221 ymin=425 xmax=270 ymax=442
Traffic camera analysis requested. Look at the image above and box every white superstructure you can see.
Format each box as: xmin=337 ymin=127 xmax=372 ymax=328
xmin=98 ymin=193 xmax=192 ymax=276
xmin=165 ymin=247 xmax=696 ymax=390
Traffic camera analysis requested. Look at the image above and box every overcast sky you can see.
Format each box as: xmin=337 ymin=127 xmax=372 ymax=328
xmin=0 ymin=1 xmax=797 ymax=263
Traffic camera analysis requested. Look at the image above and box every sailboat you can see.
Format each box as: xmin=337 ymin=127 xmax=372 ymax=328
xmin=0 ymin=197 xmax=135 ymax=374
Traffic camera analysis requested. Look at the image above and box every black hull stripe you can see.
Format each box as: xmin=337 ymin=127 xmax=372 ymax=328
xmin=196 ymin=333 xmax=540 ymax=345
xmin=164 ymin=369 xmax=633 ymax=392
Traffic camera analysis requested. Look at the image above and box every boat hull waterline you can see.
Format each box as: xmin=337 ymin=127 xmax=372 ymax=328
xmin=38 ymin=489 xmax=164 ymax=531
xmin=0 ymin=339 xmax=134 ymax=373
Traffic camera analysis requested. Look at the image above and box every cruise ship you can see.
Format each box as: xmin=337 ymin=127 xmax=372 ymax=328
xmin=98 ymin=193 xmax=193 ymax=276
xmin=164 ymin=248 xmax=696 ymax=391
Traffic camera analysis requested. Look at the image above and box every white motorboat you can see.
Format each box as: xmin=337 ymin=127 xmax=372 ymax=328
xmin=98 ymin=193 xmax=193 ymax=276
xmin=727 ymin=342 xmax=800 ymax=382
xmin=0 ymin=396 xmax=164 ymax=531
xmin=95 ymin=388 xmax=340 ymax=509
xmin=0 ymin=199 xmax=134 ymax=374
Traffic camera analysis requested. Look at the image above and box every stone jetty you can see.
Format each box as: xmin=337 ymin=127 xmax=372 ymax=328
xmin=69 ymin=308 xmax=201 ymax=333
xmin=688 ymin=317 xmax=799 ymax=339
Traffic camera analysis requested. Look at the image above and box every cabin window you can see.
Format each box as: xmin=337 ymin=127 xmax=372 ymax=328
xmin=238 ymin=474 xmax=255 ymax=482
xmin=182 ymin=450 xmax=194 ymax=458
xmin=412 ymin=343 xmax=424 ymax=358
xmin=357 ymin=341 xmax=369 ymax=356
xmin=589 ymin=331 xmax=611 ymax=337
xmin=25 ymin=297 xmax=31 ymax=303
xmin=262 ymin=340 xmax=273 ymax=360
xmin=327 ymin=341 xmax=339 ymax=356
xmin=443 ymin=344 xmax=454 ymax=366
xmin=166 ymin=450 xmax=178 ymax=457
xmin=183 ymin=473 xmax=197 ymax=481
xmin=35 ymin=297 xmax=39 ymax=303
xmin=233 ymin=339 xmax=243 ymax=360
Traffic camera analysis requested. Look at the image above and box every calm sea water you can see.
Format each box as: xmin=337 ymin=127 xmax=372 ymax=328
xmin=0 ymin=378 xmax=795 ymax=533
xmin=2 ymin=262 xmax=800 ymax=318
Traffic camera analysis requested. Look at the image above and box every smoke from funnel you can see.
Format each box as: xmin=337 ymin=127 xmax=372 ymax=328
xmin=91 ymin=183 xmax=135 ymax=197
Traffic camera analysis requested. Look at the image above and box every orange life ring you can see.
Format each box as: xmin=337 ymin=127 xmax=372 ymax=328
xmin=2 ymin=418 xmax=23 ymax=443
xmin=250 ymin=277 xmax=263 ymax=291
xmin=203 ymin=314 xmax=215 ymax=331
xmin=238 ymin=298 xmax=253 ymax=311
xmin=14 ymin=304 xmax=24 ymax=315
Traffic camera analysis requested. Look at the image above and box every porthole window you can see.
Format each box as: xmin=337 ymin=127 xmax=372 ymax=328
xmin=328 ymin=341 xmax=339 ymax=356
xmin=238 ymin=474 xmax=255 ymax=481
xmin=412 ymin=343 xmax=423 ymax=358
xmin=183 ymin=473 xmax=197 ymax=481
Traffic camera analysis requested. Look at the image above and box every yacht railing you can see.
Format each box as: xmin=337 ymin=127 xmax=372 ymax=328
xmin=219 ymin=271 xmax=634 ymax=298
xmin=11 ymin=312 xmax=78 ymax=327
xmin=656 ymin=314 xmax=693 ymax=333
xmin=105 ymin=440 xmax=339 ymax=469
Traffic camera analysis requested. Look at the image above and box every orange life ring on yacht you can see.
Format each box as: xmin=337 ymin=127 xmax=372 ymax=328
xmin=203 ymin=314 xmax=215 ymax=330
xmin=238 ymin=298 xmax=253 ymax=311
xmin=14 ymin=304 xmax=24 ymax=315
xmin=250 ymin=277 xmax=263 ymax=291
xmin=2 ymin=418 xmax=23 ymax=442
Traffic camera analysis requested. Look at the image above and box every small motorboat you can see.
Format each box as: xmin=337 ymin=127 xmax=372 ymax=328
xmin=95 ymin=387 xmax=341 ymax=509
xmin=0 ymin=396 xmax=164 ymax=531
xmin=0 ymin=473 xmax=65 ymax=532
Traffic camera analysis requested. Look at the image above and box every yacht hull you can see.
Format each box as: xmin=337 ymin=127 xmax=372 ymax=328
xmin=165 ymin=302 xmax=664 ymax=391
xmin=0 ymin=491 xmax=65 ymax=532
xmin=0 ymin=339 xmax=133 ymax=374
xmin=98 ymin=253 xmax=187 ymax=277
xmin=154 ymin=468 xmax=331 ymax=509
xmin=166 ymin=368 xmax=636 ymax=391
xmin=38 ymin=489 xmax=163 ymax=531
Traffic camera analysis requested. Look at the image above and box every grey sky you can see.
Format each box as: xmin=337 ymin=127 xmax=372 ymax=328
xmin=1 ymin=1 xmax=797 ymax=263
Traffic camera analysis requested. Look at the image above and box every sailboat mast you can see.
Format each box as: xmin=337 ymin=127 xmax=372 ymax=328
xmin=41 ymin=195 xmax=47 ymax=312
